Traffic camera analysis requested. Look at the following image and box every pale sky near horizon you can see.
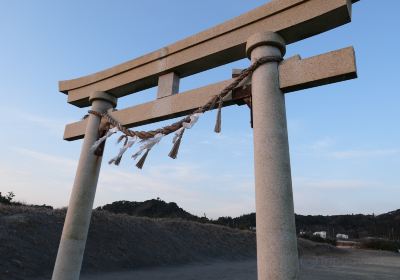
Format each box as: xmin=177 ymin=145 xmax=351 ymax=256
xmin=0 ymin=0 xmax=399 ymax=219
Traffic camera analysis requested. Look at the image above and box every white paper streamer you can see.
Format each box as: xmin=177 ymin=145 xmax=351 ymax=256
xmin=172 ymin=113 xmax=202 ymax=143
xmin=132 ymin=133 xmax=164 ymax=160
xmin=89 ymin=127 xmax=119 ymax=153
xmin=184 ymin=113 xmax=202 ymax=129
xmin=109 ymin=136 xmax=137 ymax=165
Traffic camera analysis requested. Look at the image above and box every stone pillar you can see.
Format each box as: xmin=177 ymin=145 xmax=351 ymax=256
xmin=52 ymin=92 xmax=117 ymax=280
xmin=246 ymin=32 xmax=299 ymax=280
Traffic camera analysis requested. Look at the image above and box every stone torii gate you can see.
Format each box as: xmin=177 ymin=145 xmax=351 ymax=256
xmin=52 ymin=0 xmax=358 ymax=279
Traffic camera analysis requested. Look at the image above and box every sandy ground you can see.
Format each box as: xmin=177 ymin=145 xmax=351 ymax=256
xmin=2 ymin=205 xmax=399 ymax=280
xmin=79 ymin=249 xmax=400 ymax=280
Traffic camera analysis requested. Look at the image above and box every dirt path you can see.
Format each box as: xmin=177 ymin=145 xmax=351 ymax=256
xmin=299 ymin=249 xmax=400 ymax=280
xmin=79 ymin=249 xmax=400 ymax=280
xmin=81 ymin=259 xmax=255 ymax=280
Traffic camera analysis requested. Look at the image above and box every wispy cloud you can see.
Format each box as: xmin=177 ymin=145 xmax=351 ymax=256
xmin=6 ymin=146 xmax=399 ymax=218
xmin=1 ymin=148 xmax=77 ymax=207
xmin=19 ymin=112 xmax=67 ymax=134
xmin=329 ymin=149 xmax=400 ymax=159
xmin=294 ymin=137 xmax=335 ymax=156
xmin=294 ymin=177 xmax=379 ymax=190
xmin=309 ymin=137 xmax=335 ymax=150
xmin=10 ymin=109 xmax=71 ymax=135
xmin=293 ymin=177 xmax=400 ymax=216
xmin=99 ymin=164 xmax=205 ymax=196
xmin=10 ymin=147 xmax=254 ymax=217
xmin=299 ymin=137 xmax=399 ymax=160
xmin=97 ymin=163 xmax=257 ymax=218
xmin=14 ymin=147 xmax=77 ymax=168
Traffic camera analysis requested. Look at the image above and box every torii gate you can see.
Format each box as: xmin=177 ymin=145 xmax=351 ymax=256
xmin=52 ymin=0 xmax=359 ymax=279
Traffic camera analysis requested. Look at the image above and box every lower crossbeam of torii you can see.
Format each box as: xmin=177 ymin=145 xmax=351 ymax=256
xmin=51 ymin=1 xmax=359 ymax=280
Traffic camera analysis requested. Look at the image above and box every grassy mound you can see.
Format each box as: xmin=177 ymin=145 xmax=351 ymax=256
xmin=0 ymin=203 xmax=352 ymax=280
xmin=0 ymin=204 xmax=255 ymax=279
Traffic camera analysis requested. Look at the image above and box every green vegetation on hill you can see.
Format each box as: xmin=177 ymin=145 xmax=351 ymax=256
xmin=215 ymin=211 xmax=400 ymax=241
xmin=295 ymin=211 xmax=400 ymax=240
xmin=2 ymin=193 xmax=399 ymax=244
xmin=0 ymin=191 xmax=53 ymax=209
xmin=0 ymin=191 xmax=15 ymax=205
xmin=96 ymin=198 xmax=400 ymax=242
xmin=96 ymin=198 xmax=208 ymax=223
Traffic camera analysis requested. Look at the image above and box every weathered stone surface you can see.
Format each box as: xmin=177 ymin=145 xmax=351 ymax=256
xmin=279 ymin=46 xmax=357 ymax=92
xmin=63 ymin=47 xmax=356 ymax=141
xmin=52 ymin=92 xmax=116 ymax=280
xmin=157 ymin=72 xmax=179 ymax=99
xmin=59 ymin=0 xmax=357 ymax=107
xmin=248 ymin=31 xmax=299 ymax=280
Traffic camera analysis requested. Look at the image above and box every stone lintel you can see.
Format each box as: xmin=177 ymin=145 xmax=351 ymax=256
xmin=63 ymin=46 xmax=357 ymax=141
xmin=157 ymin=72 xmax=180 ymax=99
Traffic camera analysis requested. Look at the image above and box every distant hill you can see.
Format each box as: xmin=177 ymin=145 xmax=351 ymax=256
xmin=96 ymin=199 xmax=400 ymax=241
xmin=216 ymin=210 xmax=400 ymax=240
xmin=297 ymin=210 xmax=400 ymax=240
xmin=96 ymin=199 xmax=203 ymax=222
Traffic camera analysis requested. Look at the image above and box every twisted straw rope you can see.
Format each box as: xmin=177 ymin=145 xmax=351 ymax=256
xmin=89 ymin=56 xmax=282 ymax=140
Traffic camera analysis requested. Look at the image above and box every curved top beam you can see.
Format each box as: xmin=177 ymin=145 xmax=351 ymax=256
xmin=60 ymin=0 xmax=357 ymax=107
xmin=60 ymin=0 xmax=302 ymax=92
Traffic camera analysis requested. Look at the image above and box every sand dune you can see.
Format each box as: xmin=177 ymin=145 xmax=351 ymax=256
xmin=2 ymin=204 xmax=399 ymax=280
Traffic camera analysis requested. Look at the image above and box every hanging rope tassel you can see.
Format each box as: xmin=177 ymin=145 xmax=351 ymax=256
xmin=136 ymin=149 xmax=150 ymax=169
xmin=167 ymin=112 xmax=202 ymax=160
xmin=168 ymin=128 xmax=185 ymax=159
xmin=131 ymin=133 xmax=164 ymax=169
xmin=214 ymin=98 xmax=223 ymax=133
xmin=208 ymin=95 xmax=219 ymax=111
xmin=109 ymin=136 xmax=136 ymax=166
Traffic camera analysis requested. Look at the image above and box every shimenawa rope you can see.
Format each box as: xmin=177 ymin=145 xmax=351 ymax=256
xmin=88 ymin=56 xmax=282 ymax=168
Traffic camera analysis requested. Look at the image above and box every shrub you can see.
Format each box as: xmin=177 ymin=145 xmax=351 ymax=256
xmin=359 ymin=238 xmax=400 ymax=252
xmin=301 ymin=233 xmax=337 ymax=246
xmin=0 ymin=191 xmax=15 ymax=204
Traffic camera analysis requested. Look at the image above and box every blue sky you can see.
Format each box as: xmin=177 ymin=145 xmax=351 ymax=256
xmin=0 ymin=0 xmax=399 ymax=218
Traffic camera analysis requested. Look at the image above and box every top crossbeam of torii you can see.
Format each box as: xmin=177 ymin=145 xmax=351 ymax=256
xmin=61 ymin=0 xmax=358 ymax=141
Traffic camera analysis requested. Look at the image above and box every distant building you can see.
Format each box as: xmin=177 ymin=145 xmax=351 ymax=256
xmin=336 ymin=233 xmax=349 ymax=240
xmin=313 ymin=231 xmax=327 ymax=239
